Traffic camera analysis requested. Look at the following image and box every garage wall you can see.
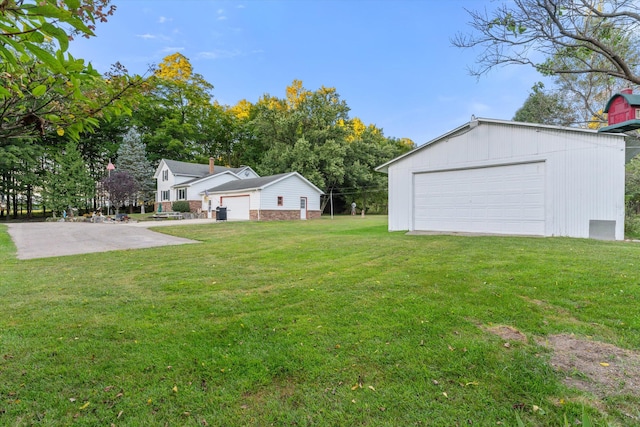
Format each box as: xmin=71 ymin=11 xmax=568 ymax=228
xmin=386 ymin=120 xmax=625 ymax=239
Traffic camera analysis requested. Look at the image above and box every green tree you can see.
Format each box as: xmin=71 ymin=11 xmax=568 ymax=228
xmin=115 ymin=128 xmax=155 ymax=213
xmin=43 ymin=140 xmax=94 ymax=217
xmin=513 ymin=82 xmax=577 ymax=126
xmin=136 ymin=53 xmax=215 ymax=162
xmin=453 ymin=0 xmax=640 ymax=86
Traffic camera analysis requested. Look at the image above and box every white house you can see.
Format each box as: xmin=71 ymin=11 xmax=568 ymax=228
xmin=154 ymin=158 xmax=324 ymax=220
xmin=376 ymin=118 xmax=627 ymax=240
xmin=201 ymin=172 xmax=324 ymax=221
xmin=154 ymin=158 xmax=258 ymax=213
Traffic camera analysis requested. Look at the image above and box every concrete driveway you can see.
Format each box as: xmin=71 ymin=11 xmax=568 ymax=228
xmin=5 ymin=219 xmax=215 ymax=260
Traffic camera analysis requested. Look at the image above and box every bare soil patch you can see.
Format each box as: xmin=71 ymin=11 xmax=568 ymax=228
xmin=538 ymin=334 xmax=640 ymax=398
xmin=485 ymin=323 xmax=640 ymax=398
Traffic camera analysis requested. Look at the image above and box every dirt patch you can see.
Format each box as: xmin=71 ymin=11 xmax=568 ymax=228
xmin=485 ymin=324 xmax=528 ymax=343
xmin=483 ymin=324 xmax=640 ymax=399
xmin=538 ymin=334 xmax=640 ymax=398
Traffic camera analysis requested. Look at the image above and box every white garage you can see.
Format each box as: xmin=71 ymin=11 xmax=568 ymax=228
xmin=376 ymin=118 xmax=627 ymax=240
xmin=220 ymin=195 xmax=250 ymax=220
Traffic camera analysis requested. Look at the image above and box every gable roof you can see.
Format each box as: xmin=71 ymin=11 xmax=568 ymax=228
xmin=375 ymin=117 xmax=620 ymax=173
xmin=202 ymin=172 xmax=324 ymax=195
xmin=155 ymin=159 xmax=256 ymax=181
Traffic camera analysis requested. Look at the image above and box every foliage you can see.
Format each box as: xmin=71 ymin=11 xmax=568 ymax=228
xmin=101 ymin=170 xmax=138 ymax=214
xmin=116 ymin=128 xmax=155 ymax=205
xmin=513 ymin=82 xmax=577 ymax=126
xmin=135 ymin=53 xmax=214 ymax=162
xmin=453 ymin=0 xmax=640 ymax=86
xmin=42 ymin=140 xmax=94 ymax=215
xmin=2 ymin=217 xmax=640 ymax=425
xmin=171 ymin=200 xmax=191 ymax=212
xmin=252 ymin=80 xmax=412 ymax=211
xmin=0 ymin=1 xmax=144 ymax=141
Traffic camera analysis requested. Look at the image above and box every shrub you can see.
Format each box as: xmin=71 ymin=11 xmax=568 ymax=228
xmin=172 ymin=201 xmax=191 ymax=212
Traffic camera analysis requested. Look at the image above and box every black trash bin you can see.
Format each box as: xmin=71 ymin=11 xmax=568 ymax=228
xmin=216 ymin=206 xmax=227 ymax=221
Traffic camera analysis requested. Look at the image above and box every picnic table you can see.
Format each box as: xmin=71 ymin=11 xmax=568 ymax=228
xmin=152 ymin=212 xmax=183 ymax=220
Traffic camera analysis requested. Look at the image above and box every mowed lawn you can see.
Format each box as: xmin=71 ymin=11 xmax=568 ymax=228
xmin=1 ymin=216 xmax=640 ymax=426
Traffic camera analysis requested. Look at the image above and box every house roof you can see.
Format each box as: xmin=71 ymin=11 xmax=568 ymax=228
xmin=375 ymin=117 xmax=623 ymax=173
xmin=603 ymin=92 xmax=640 ymax=113
xmin=155 ymin=159 xmax=255 ymax=184
xmin=163 ymin=159 xmax=247 ymax=177
xmin=202 ymin=172 xmax=324 ymax=195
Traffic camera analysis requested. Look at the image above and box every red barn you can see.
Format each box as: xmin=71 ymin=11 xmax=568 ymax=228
xmin=599 ymin=88 xmax=640 ymax=133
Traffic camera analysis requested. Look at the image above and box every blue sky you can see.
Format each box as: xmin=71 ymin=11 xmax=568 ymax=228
xmin=69 ymin=0 xmax=547 ymax=145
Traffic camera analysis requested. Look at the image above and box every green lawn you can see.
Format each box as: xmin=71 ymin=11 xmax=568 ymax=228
xmin=1 ymin=216 xmax=640 ymax=426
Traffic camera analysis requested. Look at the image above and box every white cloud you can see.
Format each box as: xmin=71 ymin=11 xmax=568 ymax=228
xmin=161 ymin=46 xmax=185 ymax=53
xmin=137 ymin=34 xmax=156 ymax=40
xmin=197 ymin=49 xmax=241 ymax=60
xmin=158 ymin=16 xmax=173 ymax=24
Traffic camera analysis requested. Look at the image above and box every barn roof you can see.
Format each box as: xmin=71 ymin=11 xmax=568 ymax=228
xmin=603 ymin=92 xmax=640 ymax=113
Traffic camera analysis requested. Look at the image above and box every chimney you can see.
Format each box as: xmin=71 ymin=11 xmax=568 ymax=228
xmin=209 ymin=157 xmax=215 ymax=174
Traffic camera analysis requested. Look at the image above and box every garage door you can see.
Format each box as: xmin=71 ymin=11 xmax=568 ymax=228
xmin=221 ymin=195 xmax=250 ymax=220
xmin=413 ymin=162 xmax=545 ymax=235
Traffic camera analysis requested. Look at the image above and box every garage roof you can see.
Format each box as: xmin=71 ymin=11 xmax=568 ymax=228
xmin=375 ymin=117 xmax=626 ymax=173
xmin=202 ymin=172 xmax=324 ymax=195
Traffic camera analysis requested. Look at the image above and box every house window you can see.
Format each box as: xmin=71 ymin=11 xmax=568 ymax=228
xmin=161 ymin=190 xmax=170 ymax=201
xmin=162 ymin=170 xmax=168 ymax=181
xmin=277 ymin=196 xmax=283 ymax=206
xmin=636 ymin=108 xmax=640 ymax=120
xmin=177 ymin=188 xmax=186 ymax=200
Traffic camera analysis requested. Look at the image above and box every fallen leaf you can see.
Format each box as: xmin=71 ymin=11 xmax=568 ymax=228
xmin=117 ymin=410 xmax=123 ymax=419
xmin=465 ymin=381 xmax=479 ymax=387
xmin=69 ymin=398 xmax=76 ymax=402
xmin=503 ymin=342 xmax=511 ymax=348
xmin=351 ymin=399 xmax=356 ymax=403
xmin=351 ymin=384 xmax=359 ymax=390
xmin=600 ymin=362 xmax=610 ymax=367
xmin=432 ymin=380 xmax=439 ymax=385
xmin=448 ymin=345 xmax=454 ymax=351
xmin=172 ymin=385 xmax=178 ymax=393
xmin=79 ymin=401 xmax=90 ymax=410
xmin=368 ymin=385 xmax=376 ymax=391
xmin=443 ymin=392 xmax=448 ymax=398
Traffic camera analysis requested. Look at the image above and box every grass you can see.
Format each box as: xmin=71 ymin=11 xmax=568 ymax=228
xmin=1 ymin=216 xmax=640 ymax=426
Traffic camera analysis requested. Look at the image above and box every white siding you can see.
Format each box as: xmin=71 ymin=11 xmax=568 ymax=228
xmin=413 ymin=162 xmax=545 ymax=235
xmin=386 ymin=120 xmax=626 ymax=239
xmin=260 ymin=175 xmax=321 ymax=211
xmin=155 ymin=164 xmax=174 ymax=203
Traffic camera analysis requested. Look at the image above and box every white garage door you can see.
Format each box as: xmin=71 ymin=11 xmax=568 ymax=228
xmin=413 ymin=162 xmax=545 ymax=235
xmin=221 ymin=195 xmax=250 ymax=220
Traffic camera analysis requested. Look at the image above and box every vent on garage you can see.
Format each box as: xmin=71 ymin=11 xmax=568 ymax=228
xmin=589 ymin=220 xmax=616 ymax=241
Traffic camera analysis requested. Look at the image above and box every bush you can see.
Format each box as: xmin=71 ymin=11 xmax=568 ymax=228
xmin=172 ymin=201 xmax=191 ymax=213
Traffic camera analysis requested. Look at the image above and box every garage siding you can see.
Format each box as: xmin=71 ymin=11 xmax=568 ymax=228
xmin=382 ymin=119 xmax=626 ymax=239
xmin=413 ymin=162 xmax=545 ymax=235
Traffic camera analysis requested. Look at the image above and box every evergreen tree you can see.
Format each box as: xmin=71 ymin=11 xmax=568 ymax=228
xmin=43 ymin=141 xmax=94 ymax=217
xmin=116 ymin=128 xmax=155 ymax=213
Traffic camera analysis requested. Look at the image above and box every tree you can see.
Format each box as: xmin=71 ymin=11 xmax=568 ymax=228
xmin=101 ymin=171 xmax=138 ymax=214
xmin=42 ymin=140 xmax=94 ymax=216
xmin=1 ymin=1 xmax=144 ymax=141
xmin=513 ymin=82 xmax=577 ymax=126
xmin=115 ymin=128 xmax=155 ymax=212
xmin=452 ymin=0 xmax=640 ymax=86
xmin=136 ymin=53 xmax=214 ymax=162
